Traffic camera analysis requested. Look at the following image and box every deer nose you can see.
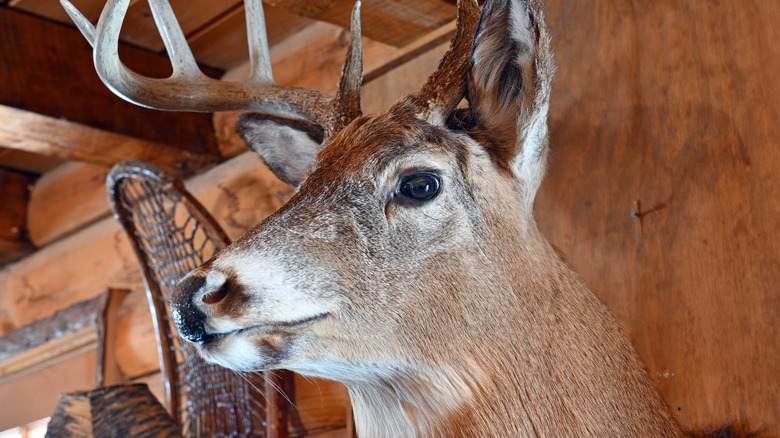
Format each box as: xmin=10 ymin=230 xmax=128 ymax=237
xmin=170 ymin=275 xmax=217 ymax=344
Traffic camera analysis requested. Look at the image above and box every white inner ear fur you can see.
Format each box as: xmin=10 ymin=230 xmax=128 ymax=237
xmin=239 ymin=118 xmax=322 ymax=189
xmin=468 ymin=0 xmax=552 ymax=208
xmin=511 ymin=100 xmax=550 ymax=208
xmin=507 ymin=0 xmax=549 ymax=206
xmin=508 ymin=0 xmax=534 ymax=54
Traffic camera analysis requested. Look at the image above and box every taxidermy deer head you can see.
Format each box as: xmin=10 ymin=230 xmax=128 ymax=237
xmin=63 ymin=0 xmax=695 ymax=435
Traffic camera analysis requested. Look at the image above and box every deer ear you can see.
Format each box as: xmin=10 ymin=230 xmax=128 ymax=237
xmin=467 ymin=0 xmax=555 ymax=198
xmin=237 ymin=113 xmax=325 ymax=189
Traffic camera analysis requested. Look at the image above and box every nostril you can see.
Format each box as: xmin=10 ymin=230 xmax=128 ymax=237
xmin=171 ymin=274 xmax=214 ymax=344
xmin=202 ymin=281 xmax=229 ymax=304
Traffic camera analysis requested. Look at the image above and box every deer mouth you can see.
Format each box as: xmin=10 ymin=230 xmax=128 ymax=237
xmin=205 ymin=312 xmax=331 ymax=343
xmin=193 ymin=312 xmax=331 ymax=371
xmin=234 ymin=312 xmax=330 ymax=336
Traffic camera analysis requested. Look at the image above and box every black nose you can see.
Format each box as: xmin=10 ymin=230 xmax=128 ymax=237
xmin=170 ymin=275 xmax=215 ymax=344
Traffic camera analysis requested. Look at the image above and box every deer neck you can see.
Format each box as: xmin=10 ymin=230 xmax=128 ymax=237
xmin=342 ymin=230 xmax=684 ymax=437
xmin=343 ymin=363 xmax=484 ymax=438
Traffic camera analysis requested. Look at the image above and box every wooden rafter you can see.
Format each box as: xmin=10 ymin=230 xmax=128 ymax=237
xmin=8 ymin=0 xmax=456 ymax=56
xmin=0 ymin=7 xmax=221 ymax=161
xmin=0 ymin=168 xmax=35 ymax=265
xmin=0 ymin=105 xmax=213 ymax=176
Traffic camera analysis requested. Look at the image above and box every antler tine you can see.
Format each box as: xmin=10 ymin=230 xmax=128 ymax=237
xmin=245 ymin=0 xmax=275 ymax=84
xmin=60 ymin=0 xmax=96 ymax=46
xmin=147 ymin=0 xmax=202 ymax=78
xmin=410 ymin=0 xmax=480 ymax=125
xmin=60 ymin=0 xmax=359 ymax=132
xmin=325 ymin=1 xmax=364 ymax=141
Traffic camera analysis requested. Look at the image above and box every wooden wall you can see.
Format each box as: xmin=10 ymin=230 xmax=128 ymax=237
xmin=0 ymin=0 xmax=777 ymax=435
xmin=536 ymin=0 xmax=779 ymax=432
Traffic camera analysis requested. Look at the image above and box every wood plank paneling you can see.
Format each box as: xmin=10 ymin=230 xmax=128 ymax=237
xmin=5 ymin=0 xmax=459 ymax=80
xmin=7 ymin=0 xmax=105 ymax=25
xmin=187 ymin=3 xmax=313 ymax=72
xmin=9 ymin=0 xmax=242 ymax=53
xmin=0 ymin=7 xmax=220 ymax=157
xmin=536 ymin=0 xmax=780 ymax=433
xmin=114 ymin=0 xmax=244 ymax=53
xmin=361 ymin=42 xmax=448 ymax=114
xmin=8 ymin=0 xmax=307 ymax=71
xmin=362 ymin=19 xmax=455 ymax=83
xmin=267 ymin=0 xmax=456 ymax=47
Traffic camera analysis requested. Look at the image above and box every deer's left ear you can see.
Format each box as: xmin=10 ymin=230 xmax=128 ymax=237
xmin=237 ymin=113 xmax=325 ymax=189
xmin=466 ymin=0 xmax=555 ymax=200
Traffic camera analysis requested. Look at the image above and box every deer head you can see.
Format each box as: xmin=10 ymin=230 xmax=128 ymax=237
xmin=65 ymin=0 xmax=685 ymax=435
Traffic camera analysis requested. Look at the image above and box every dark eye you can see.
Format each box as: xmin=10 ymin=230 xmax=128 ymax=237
xmin=399 ymin=173 xmax=441 ymax=201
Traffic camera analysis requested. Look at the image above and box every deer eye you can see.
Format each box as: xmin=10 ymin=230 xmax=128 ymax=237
xmin=399 ymin=173 xmax=441 ymax=201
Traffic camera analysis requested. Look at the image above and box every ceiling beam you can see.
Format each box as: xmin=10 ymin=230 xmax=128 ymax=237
xmin=0 ymin=105 xmax=213 ymax=176
xmin=0 ymin=168 xmax=36 ymax=266
xmin=0 ymin=7 xmax=221 ymax=161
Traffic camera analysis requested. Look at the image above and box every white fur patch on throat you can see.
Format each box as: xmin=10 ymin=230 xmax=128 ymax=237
xmin=292 ymin=361 xmax=483 ymax=437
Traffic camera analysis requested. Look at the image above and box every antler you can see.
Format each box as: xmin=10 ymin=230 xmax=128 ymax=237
xmin=409 ymin=0 xmax=480 ymax=126
xmin=60 ymin=0 xmax=363 ymax=139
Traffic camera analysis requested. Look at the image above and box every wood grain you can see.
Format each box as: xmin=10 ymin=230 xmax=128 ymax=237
xmin=187 ymin=3 xmax=314 ymax=72
xmin=267 ymin=0 xmax=455 ymax=47
xmin=0 ymin=288 xmax=127 ymax=385
xmin=536 ymin=0 xmax=780 ymax=433
xmin=111 ymin=0 xmax=243 ymax=53
xmin=26 ymin=162 xmax=110 ymax=247
xmin=0 ymin=293 xmax=103 ymax=364
xmin=0 ymin=105 xmax=212 ymax=175
xmin=0 ymin=168 xmax=35 ymax=265
xmin=0 ymin=148 xmax=62 ymax=175
xmin=9 ymin=0 xmax=313 ymax=71
xmin=362 ymin=19 xmax=455 ymax=83
xmin=0 ymin=8 xmax=220 ymax=156
xmin=0 ymin=348 xmax=99 ymax=431
xmin=7 ymin=0 xmax=454 ymax=68
xmin=9 ymin=0 xmax=242 ymax=54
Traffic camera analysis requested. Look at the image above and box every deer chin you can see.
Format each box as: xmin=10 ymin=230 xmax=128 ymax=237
xmin=196 ymin=313 xmax=330 ymax=372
